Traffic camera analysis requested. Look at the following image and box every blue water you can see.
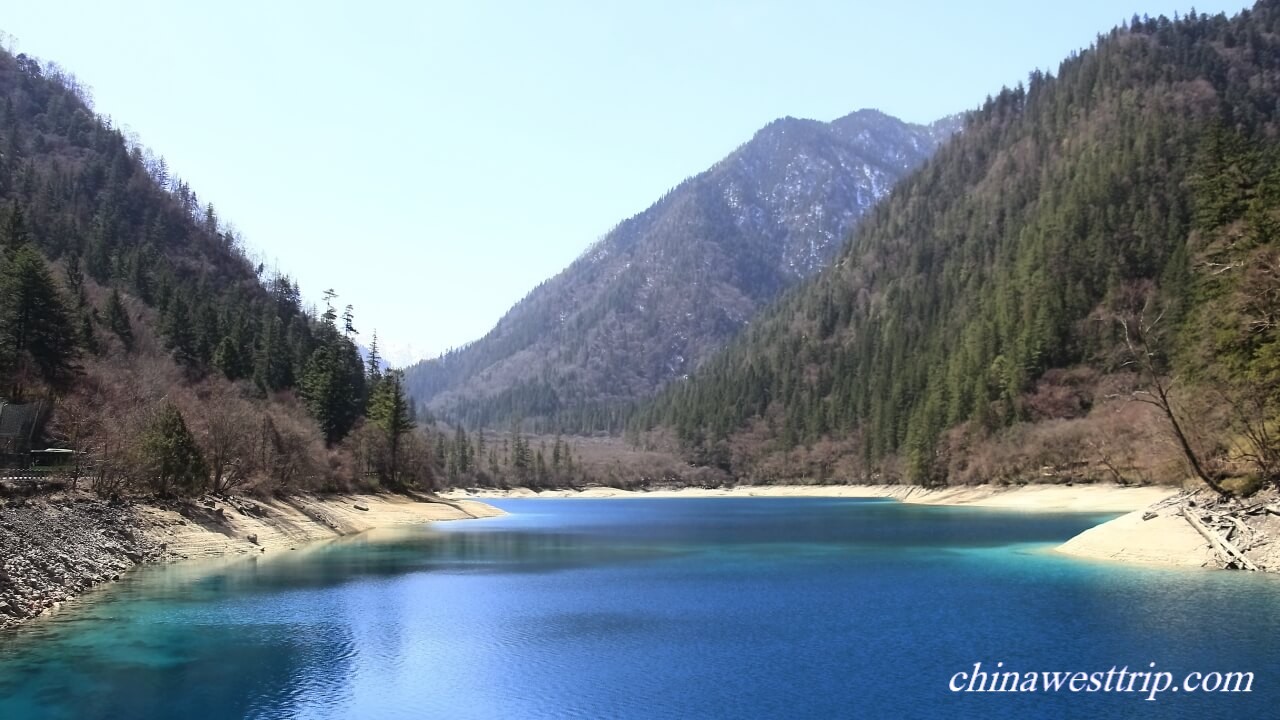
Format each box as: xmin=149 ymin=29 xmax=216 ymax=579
xmin=2 ymin=498 xmax=1279 ymax=719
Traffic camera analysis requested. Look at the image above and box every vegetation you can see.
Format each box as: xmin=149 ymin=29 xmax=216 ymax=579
xmin=632 ymin=4 xmax=1280 ymax=493
xmin=8 ymin=6 xmax=1280 ymax=499
xmin=403 ymin=111 xmax=957 ymax=434
xmin=138 ymin=403 xmax=207 ymax=497
xmin=0 ymin=241 xmax=78 ymax=395
xmin=0 ymin=46 xmax=441 ymax=497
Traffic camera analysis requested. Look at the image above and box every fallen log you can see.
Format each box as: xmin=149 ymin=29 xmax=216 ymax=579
xmin=1183 ymin=508 xmax=1259 ymax=571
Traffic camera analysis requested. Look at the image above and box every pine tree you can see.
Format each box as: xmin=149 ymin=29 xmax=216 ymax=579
xmin=64 ymin=252 xmax=84 ymax=307
xmin=79 ymin=311 xmax=100 ymax=355
xmin=300 ymin=330 xmax=366 ymax=445
xmin=2 ymin=203 xmax=29 ymax=257
xmin=368 ymin=370 xmax=414 ymax=483
xmin=104 ymin=288 xmax=133 ymax=352
xmin=140 ymin=403 xmax=208 ymax=496
xmin=213 ymin=336 xmax=245 ymax=380
xmin=162 ymin=295 xmax=197 ymax=367
xmin=0 ymin=244 xmax=79 ymax=393
xmin=365 ymin=330 xmax=383 ymax=383
xmin=254 ymin=315 xmax=291 ymax=391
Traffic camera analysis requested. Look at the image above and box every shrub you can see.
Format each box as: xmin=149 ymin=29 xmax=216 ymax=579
xmin=140 ymin=403 xmax=208 ymax=496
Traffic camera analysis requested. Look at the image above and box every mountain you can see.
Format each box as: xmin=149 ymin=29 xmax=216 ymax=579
xmin=0 ymin=47 xmax=405 ymax=493
xmin=633 ymin=3 xmax=1280 ymax=490
xmin=404 ymin=109 xmax=959 ymax=431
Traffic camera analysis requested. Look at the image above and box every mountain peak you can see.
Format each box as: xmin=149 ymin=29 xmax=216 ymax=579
xmin=403 ymin=107 xmax=958 ymax=431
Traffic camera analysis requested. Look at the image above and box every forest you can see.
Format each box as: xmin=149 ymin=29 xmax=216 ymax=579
xmin=7 ymin=5 xmax=1280 ymax=499
xmin=631 ymin=5 xmax=1280 ymax=492
xmin=0 ymin=47 xmax=577 ymax=497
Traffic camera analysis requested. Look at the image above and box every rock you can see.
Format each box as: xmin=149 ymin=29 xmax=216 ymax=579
xmin=246 ymin=533 xmax=258 ymax=545
xmin=354 ymin=504 xmax=369 ymax=512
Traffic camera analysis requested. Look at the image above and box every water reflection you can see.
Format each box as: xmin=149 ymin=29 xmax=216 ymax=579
xmin=0 ymin=499 xmax=1278 ymax=720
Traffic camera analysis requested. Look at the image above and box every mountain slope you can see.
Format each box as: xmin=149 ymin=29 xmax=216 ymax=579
xmin=0 ymin=47 xmax=379 ymax=492
xmin=404 ymin=109 xmax=958 ymax=431
xmin=634 ymin=3 xmax=1280 ymax=488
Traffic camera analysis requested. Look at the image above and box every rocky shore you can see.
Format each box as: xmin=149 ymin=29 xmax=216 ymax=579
xmin=0 ymin=492 xmax=503 ymax=632
xmin=0 ymin=497 xmax=173 ymax=631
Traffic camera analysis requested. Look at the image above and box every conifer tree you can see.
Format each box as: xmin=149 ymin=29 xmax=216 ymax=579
xmin=163 ymin=295 xmax=197 ymax=367
xmin=213 ymin=336 xmax=245 ymax=380
xmin=365 ymin=330 xmax=382 ymax=384
xmin=368 ymin=370 xmax=414 ymax=482
xmin=300 ymin=309 xmax=366 ymax=445
xmin=79 ymin=311 xmax=99 ymax=355
xmin=140 ymin=403 xmax=208 ymax=496
xmin=101 ymin=288 xmax=133 ymax=352
xmin=0 ymin=244 xmax=78 ymax=393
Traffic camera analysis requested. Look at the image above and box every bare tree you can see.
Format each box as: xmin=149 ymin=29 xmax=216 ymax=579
xmin=1114 ymin=302 xmax=1230 ymax=496
xmin=200 ymin=394 xmax=254 ymax=494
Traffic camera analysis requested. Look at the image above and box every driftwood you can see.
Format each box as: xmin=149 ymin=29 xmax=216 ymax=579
xmin=1218 ymin=512 xmax=1252 ymax=542
xmin=1183 ymin=508 xmax=1259 ymax=571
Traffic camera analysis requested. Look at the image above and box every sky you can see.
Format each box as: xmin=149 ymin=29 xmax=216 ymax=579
xmin=2 ymin=0 xmax=1249 ymax=364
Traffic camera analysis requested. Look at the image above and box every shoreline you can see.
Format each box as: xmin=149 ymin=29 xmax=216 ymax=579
xmin=441 ymin=482 xmax=1176 ymax=512
xmin=445 ymin=482 xmax=1234 ymax=571
xmin=3 ymin=481 xmax=1244 ymax=633
xmin=0 ymin=492 xmax=504 ymax=632
xmin=136 ymin=492 xmax=505 ymax=560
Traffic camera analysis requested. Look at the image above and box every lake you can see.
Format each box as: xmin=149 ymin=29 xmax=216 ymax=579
xmin=1 ymin=497 xmax=1278 ymax=719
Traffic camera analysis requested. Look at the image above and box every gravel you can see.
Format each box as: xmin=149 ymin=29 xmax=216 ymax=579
xmin=0 ymin=495 xmax=172 ymax=631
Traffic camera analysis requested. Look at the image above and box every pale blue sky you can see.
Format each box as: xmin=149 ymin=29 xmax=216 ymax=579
xmin=3 ymin=0 xmax=1247 ymax=363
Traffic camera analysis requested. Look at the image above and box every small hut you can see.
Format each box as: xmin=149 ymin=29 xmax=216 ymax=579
xmin=0 ymin=399 xmax=41 ymax=462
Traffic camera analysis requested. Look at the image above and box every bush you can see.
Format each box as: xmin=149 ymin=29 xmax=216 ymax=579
xmin=140 ymin=403 xmax=208 ymax=496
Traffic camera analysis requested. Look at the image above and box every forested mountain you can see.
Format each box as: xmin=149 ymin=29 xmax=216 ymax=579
xmin=633 ymin=3 xmax=1280 ymax=489
xmin=403 ymin=110 xmax=957 ymax=432
xmin=0 ymin=47 xmax=426 ymax=493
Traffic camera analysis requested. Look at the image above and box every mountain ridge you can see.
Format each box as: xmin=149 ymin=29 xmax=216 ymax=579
xmin=404 ymin=108 xmax=960 ymax=431
xmin=632 ymin=3 xmax=1280 ymax=490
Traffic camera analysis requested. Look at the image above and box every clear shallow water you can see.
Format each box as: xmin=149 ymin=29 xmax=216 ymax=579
xmin=1 ymin=497 xmax=1279 ymax=719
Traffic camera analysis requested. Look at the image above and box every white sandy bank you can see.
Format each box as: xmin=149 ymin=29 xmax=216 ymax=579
xmin=445 ymin=483 xmax=1219 ymax=569
xmin=442 ymin=483 xmax=1174 ymax=512
xmin=139 ymin=493 xmax=504 ymax=560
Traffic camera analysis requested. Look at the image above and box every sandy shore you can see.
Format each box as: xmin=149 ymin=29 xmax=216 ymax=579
xmin=2 ymin=492 xmax=503 ymax=631
xmin=138 ymin=493 xmax=505 ymax=559
xmin=1056 ymin=503 xmax=1213 ymax=568
xmin=442 ymin=483 xmax=1175 ymax=512
xmin=445 ymin=482 xmax=1227 ymax=570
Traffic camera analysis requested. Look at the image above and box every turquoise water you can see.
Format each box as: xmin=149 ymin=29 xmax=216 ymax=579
xmin=1 ymin=497 xmax=1279 ymax=719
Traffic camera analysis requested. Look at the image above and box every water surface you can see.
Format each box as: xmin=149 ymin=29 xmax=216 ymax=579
xmin=1 ymin=497 xmax=1278 ymax=719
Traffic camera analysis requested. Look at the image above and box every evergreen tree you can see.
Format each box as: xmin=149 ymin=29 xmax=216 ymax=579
xmin=79 ymin=311 xmax=100 ymax=355
xmin=64 ymin=252 xmax=84 ymax=307
xmin=0 ymin=244 xmax=78 ymax=392
xmin=104 ymin=288 xmax=133 ymax=351
xmin=213 ymin=336 xmax=246 ymax=380
xmin=162 ymin=295 xmax=197 ymax=367
xmin=139 ymin=403 xmax=208 ymax=496
xmin=254 ymin=315 xmax=291 ymax=391
xmin=300 ymin=334 xmax=366 ymax=445
xmin=2 ymin=202 xmax=29 ymax=257
xmin=368 ymin=370 xmax=414 ymax=482
xmin=365 ymin=330 xmax=382 ymax=383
